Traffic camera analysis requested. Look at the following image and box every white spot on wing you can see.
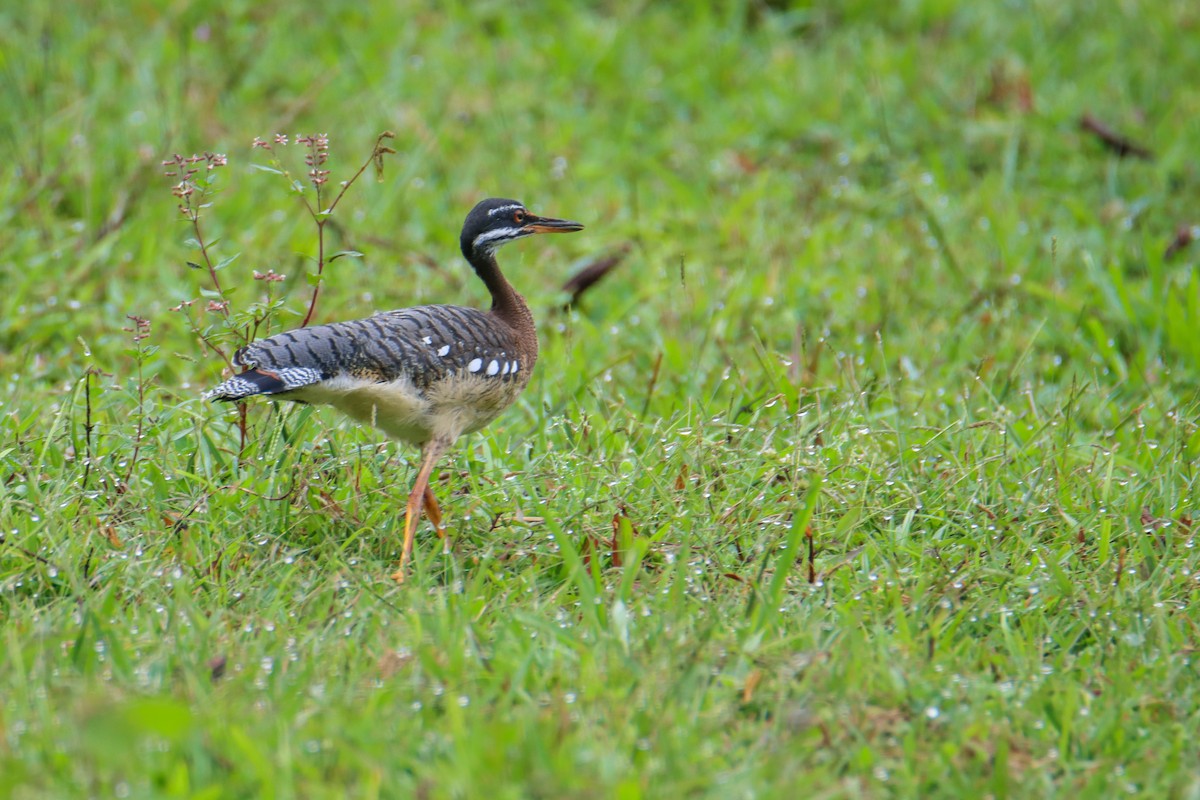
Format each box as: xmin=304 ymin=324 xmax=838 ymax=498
xmin=486 ymin=360 xmax=500 ymax=376
xmin=422 ymin=336 xmax=432 ymax=345
xmin=468 ymin=358 xmax=482 ymax=373
xmin=437 ymin=345 xmax=450 ymax=357
xmin=501 ymin=361 xmax=510 ymax=375
xmin=512 ymin=360 xmax=520 ymax=373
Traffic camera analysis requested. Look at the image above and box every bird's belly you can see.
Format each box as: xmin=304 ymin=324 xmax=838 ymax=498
xmin=292 ymin=376 xmax=433 ymax=444
xmin=425 ymin=373 xmax=529 ymax=438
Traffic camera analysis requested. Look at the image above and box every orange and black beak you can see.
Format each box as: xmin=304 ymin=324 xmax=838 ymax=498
xmin=523 ymin=214 xmax=584 ymax=235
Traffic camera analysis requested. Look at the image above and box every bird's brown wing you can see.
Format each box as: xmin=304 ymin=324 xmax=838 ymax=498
xmin=204 ymin=305 xmax=527 ymax=401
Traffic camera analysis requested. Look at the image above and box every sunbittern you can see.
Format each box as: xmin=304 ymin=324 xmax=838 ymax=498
xmin=205 ymin=198 xmax=584 ymax=581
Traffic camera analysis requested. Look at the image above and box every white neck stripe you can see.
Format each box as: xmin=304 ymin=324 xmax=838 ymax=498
xmin=473 ymin=227 xmax=522 ymax=250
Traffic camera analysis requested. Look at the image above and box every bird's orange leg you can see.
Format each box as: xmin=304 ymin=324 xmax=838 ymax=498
xmin=392 ymin=437 xmax=450 ymax=584
xmin=423 ymin=484 xmax=446 ymax=538
xmin=422 ymin=483 xmax=452 ymax=557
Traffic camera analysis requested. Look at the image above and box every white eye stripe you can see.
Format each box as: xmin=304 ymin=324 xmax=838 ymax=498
xmin=487 ymin=204 xmax=524 ymax=217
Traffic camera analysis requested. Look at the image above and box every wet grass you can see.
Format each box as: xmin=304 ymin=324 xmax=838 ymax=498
xmin=3 ymin=1 xmax=1200 ymax=797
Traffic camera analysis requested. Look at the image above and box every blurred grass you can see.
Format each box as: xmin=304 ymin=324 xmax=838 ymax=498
xmin=2 ymin=0 xmax=1200 ymax=797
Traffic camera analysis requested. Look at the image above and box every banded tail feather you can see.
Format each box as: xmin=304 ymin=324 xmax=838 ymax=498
xmin=204 ymin=365 xmax=324 ymax=401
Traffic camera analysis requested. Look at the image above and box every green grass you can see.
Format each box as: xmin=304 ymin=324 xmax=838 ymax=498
xmin=3 ymin=0 xmax=1200 ymax=796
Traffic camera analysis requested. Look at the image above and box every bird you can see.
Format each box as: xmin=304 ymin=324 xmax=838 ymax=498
xmin=205 ymin=197 xmax=584 ymax=582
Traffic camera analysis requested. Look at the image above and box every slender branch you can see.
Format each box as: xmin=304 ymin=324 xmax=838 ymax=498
xmin=81 ymin=367 xmax=95 ymax=491
xmin=122 ymin=315 xmax=152 ymax=489
xmin=0 ymin=532 xmax=65 ymax=573
xmin=165 ymin=153 xmax=232 ymax=314
xmin=163 ymin=152 xmax=244 ymax=364
xmin=173 ymin=301 xmax=234 ymax=370
xmin=299 ymin=131 xmax=396 ymax=328
xmin=301 ymin=218 xmax=327 ymax=328
xmin=188 ymin=210 xmax=229 ymax=314
xmin=328 ymin=131 xmax=396 ymax=214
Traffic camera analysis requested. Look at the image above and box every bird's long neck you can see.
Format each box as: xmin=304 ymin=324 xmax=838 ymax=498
xmin=467 ymin=246 xmax=537 ymax=343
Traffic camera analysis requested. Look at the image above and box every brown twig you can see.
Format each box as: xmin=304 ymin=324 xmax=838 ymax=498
xmin=561 ymin=243 xmax=630 ymax=308
xmin=640 ymin=351 xmax=663 ymax=421
xmin=1079 ymin=113 xmax=1153 ymax=160
xmin=0 ymin=531 xmax=65 ymax=574
xmin=819 ymin=546 xmax=866 ymax=581
xmin=806 ymin=524 xmax=816 ymax=584
xmin=1164 ymin=224 xmax=1196 ymax=261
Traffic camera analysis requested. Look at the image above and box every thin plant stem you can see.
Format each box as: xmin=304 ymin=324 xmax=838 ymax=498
xmin=299 ymin=131 xmax=395 ymax=327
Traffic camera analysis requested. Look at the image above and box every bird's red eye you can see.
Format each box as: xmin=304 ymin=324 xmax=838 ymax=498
xmin=514 ymin=211 xmax=526 ymax=224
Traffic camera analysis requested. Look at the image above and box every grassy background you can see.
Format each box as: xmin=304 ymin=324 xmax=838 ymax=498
xmin=3 ymin=0 xmax=1200 ymax=796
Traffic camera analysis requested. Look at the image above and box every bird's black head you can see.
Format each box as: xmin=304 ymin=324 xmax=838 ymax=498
xmin=460 ymin=198 xmax=583 ymax=262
